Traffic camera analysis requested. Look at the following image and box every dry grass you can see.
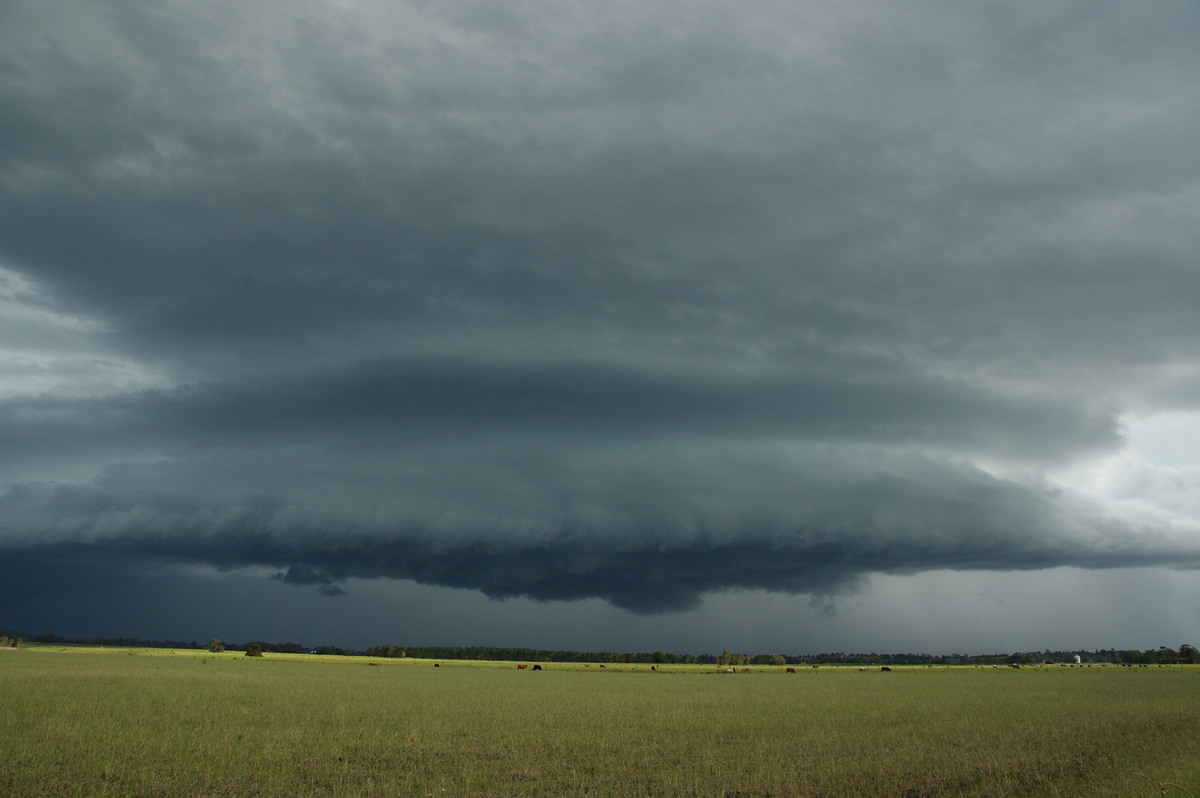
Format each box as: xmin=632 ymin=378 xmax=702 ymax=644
xmin=1 ymin=647 xmax=1197 ymax=796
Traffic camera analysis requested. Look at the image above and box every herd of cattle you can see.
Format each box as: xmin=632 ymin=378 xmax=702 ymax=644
xmin=362 ymin=661 xmax=1133 ymax=670
xmin=510 ymin=663 xmax=900 ymax=673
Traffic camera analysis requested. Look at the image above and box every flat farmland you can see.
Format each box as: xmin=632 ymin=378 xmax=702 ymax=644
xmin=1 ymin=647 xmax=1197 ymax=797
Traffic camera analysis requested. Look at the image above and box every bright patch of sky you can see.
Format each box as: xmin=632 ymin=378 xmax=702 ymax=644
xmin=1056 ymin=412 xmax=1200 ymax=530
xmin=0 ymin=265 xmax=167 ymax=400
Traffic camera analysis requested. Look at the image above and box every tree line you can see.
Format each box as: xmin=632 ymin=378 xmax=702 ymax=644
xmin=2 ymin=629 xmax=315 ymax=656
xmin=367 ymin=645 xmax=715 ymax=664
xmin=3 ymin=628 xmax=1195 ymax=665
xmin=363 ymin=644 xmax=1200 ymax=666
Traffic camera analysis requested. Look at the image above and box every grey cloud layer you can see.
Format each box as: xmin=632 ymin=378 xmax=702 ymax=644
xmin=0 ymin=358 xmax=1120 ymax=463
xmin=6 ymin=1 xmax=1199 ymax=376
xmin=3 ymin=0 xmax=1200 ymax=612
xmin=6 ymin=447 xmax=1187 ymax=612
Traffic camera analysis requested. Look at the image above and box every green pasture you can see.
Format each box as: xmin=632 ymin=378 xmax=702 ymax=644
xmin=1 ymin=646 xmax=1197 ymax=797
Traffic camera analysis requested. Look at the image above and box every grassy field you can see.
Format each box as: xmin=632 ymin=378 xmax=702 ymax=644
xmin=1 ymin=646 xmax=1197 ymax=797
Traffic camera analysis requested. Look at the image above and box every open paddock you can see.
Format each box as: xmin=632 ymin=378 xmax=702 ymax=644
xmin=1 ymin=646 xmax=1197 ymax=796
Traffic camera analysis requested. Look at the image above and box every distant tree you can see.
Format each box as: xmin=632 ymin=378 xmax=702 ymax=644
xmin=1180 ymin=644 xmax=1199 ymax=664
xmin=718 ymin=650 xmax=750 ymax=666
xmin=206 ymin=639 xmax=226 ymax=653
xmin=768 ymin=654 xmax=787 ymax=666
xmin=366 ymin=645 xmax=406 ymax=658
xmin=245 ymin=643 xmax=263 ymax=657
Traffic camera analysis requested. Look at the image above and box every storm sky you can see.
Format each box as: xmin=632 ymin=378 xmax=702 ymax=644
xmin=3 ymin=0 xmax=1200 ymax=655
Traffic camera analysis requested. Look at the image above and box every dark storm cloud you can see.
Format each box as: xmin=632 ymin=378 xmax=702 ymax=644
xmin=4 ymin=0 xmax=1197 ymax=378
xmin=0 ymin=356 xmax=1120 ymax=463
xmin=272 ymin=565 xmax=347 ymax=597
xmin=5 ymin=451 xmax=1190 ymax=613
xmin=3 ymin=0 xmax=1200 ymax=622
xmin=3 ymin=441 xmax=1195 ymax=612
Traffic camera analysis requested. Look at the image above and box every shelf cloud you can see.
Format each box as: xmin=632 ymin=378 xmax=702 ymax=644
xmin=3 ymin=0 xmax=1200 ymax=650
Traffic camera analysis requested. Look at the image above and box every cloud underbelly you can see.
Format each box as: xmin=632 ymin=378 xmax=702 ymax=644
xmin=5 ymin=439 xmax=1195 ymax=613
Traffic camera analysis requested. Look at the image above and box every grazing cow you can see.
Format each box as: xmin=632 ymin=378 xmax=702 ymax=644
xmin=532 ymin=664 xmax=542 ymax=671
xmin=368 ymin=663 xmax=379 ymax=667
xmin=599 ymin=664 xmax=606 ymax=669
xmin=880 ymin=666 xmax=892 ymax=672
xmin=1010 ymin=663 xmax=1021 ymax=669
xmin=725 ymin=668 xmax=736 ymax=674
xmin=517 ymin=664 xmax=528 ymax=670
xmin=786 ymin=667 xmax=796 ymax=673
xmin=433 ymin=663 xmax=440 ymax=667
xmin=650 ymin=665 xmax=656 ymax=671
